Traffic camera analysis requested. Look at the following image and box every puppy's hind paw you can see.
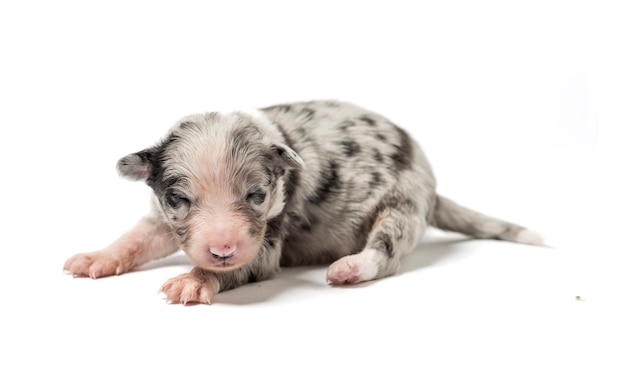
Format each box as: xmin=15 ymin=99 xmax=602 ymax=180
xmin=327 ymin=257 xmax=362 ymax=285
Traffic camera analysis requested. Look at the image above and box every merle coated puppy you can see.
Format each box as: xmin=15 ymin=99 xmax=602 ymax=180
xmin=64 ymin=101 xmax=542 ymax=304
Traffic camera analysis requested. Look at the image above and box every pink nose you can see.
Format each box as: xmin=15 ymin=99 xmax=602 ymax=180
xmin=209 ymin=244 xmax=238 ymax=260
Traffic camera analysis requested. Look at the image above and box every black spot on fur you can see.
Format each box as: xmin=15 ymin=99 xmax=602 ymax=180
xmin=264 ymin=104 xmax=292 ymax=113
xmin=137 ymin=150 xmax=156 ymax=165
xmin=369 ymin=172 xmax=384 ymax=188
xmin=235 ymin=202 xmax=265 ymax=239
xmin=262 ymin=166 xmax=276 ymax=186
xmin=390 ymin=127 xmax=413 ymax=172
xmin=378 ymin=194 xmax=417 ymax=212
xmin=248 ymin=271 xmax=259 ymax=283
xmin=287 ymin=211 xmax=315 ymax=232
xmin=359 ymin=115 xmax=376 ymax=126
xmin=177 ymin=121 xmax=196 ymax=131
xmin=339 ymin=139 xmax=361 ymax=157
xmin=356 ymin=193 xmax=418 ymax=251
xmin=375 ymin=232 xmax=394 ymax=258
xmin=373 ymin=149 xmax=384 ymax=163
xmin=376 ymin=133 xmax=387 ymax=142
xmin=142 ymin=133 xmax=181 ymax=199
xmin=265 ymin=217 xmax=284 ymax=248
xmin=283 ymin=168 xmax=300 ymax=204
xmin=266 ymin=239 xmax=275 ymax=248
xmin=273 ymin=119 xmax=292 ymax=145
xmin=286 ymin=212 xmax=303 ymax=230
xmin=300 ymin=108 xmax=315 ymax=121
xmin=339 ymin=120 xmax=356 ymax=130
xmin=308 ymin=161 xmax=341 ymax=205
xmin=305 ymin=215 xmax=318 ymax=232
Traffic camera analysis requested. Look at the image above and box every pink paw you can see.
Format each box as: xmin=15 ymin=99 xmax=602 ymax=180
xmin=63 ymin=252 xmax=127 ymax=279
xmin=327 ymin=259 xmax=362 ymax=285
xmin=159 ymin=273 xmax=219 ymax=305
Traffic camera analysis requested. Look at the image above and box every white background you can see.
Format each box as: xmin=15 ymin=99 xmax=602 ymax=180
xmin=0 ymin=1 xmax=620 ymax=370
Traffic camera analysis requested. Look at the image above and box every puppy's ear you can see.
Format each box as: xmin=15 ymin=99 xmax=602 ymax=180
xmin=116 ymin=149 xmax=155 ymax=181
xmin=273 ymin=144 xmax=305 ymax=171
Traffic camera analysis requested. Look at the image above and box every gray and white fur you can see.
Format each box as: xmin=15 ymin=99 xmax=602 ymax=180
xmin=64 ymin=100 xmax=542 ymax=304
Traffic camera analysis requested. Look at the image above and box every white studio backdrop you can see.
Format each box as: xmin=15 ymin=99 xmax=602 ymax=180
xmin=0 ymin=1 xmax=618 ymax=370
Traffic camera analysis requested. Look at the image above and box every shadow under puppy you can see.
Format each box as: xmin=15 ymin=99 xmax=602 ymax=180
xmin=64 ymin=100 xmax=542 ymax=305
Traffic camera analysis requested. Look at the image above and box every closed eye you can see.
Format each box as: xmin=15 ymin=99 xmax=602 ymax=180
xmin=246 ymin=188 xmax=266 ymax=205
xmin=165 ymin=188 xmax=189 ymax=209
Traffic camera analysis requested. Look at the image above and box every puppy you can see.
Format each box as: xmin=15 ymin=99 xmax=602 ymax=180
xmin=64 ymin=101 xmax=542 ymax=304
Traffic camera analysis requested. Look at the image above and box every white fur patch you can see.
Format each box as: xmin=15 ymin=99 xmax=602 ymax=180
xmin=267 ymin=178 xmax=286 ymax=220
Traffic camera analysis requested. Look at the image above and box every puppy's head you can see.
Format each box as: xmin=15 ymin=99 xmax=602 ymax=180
xmin=117 ymin=110 xmax=303 ymax=272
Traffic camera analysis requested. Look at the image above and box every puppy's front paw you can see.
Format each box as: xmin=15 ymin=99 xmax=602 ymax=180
xmin=159 ymin=272 xmax=219 ymax=305
xmin=63 ymin=252 xmax=127 ymax=279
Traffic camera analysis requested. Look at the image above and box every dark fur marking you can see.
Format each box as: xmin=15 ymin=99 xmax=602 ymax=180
xmin=373 ymin=149 xmax=384 ymax=163
xmin=359 ymin=115 xmax=376 ymax=126
xmin=248 ymin=271 xmax=259 ymax=283
xmin=308 ymin=161 xmax=341 ymax=205
xmin=262 ymin=166 xmax=276 ymax=187
xmin=287 ymin=211 xmax=301 ymax=221
xmin=141 ymin=133 xmax=182 ymax=200
xmin=283 ymin=168 xmax=300 ymax=204
xmin=376 ymin=133 xmax=387 ymax=142
xmin=264 ymin=104 xmax=292 ymax=113
xmin=390 ymin=127 xmax=413 ymax=172
xmin=287 ymin=211 xmax=313 ymax=232
xmin=300 ymin=108 xmax=315 ymax=121
xmin=355 ymin=192 xmax=418 ymax=251
xmin=339 ymin=120 xmax=356 ymax=130
xmin=265 ymin=216 xmax=285 ymax=248
xmin=369 ymin=172 xmax=384 ymax=188
xmin=235 ymin=202 xmax=265 ymax=239
xmin=375 ymin=232 xmax=394 ymax=258
xmin=339 ymin=139 xmax=361 ymax=157
xmin=380 ymin=194 xmax=417 ymax=212
xmin=177 ymin=121 xmax=197 ymax=131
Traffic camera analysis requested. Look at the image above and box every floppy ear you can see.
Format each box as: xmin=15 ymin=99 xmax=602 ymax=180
xmin=116 ymin=149 xmax=155 ymax=181
xmin=273 ymin=144 xmax=305 ymax=171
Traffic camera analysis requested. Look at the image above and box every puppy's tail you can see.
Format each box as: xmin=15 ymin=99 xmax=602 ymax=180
xmin=430 ymin=195 xmax=543 ymax=245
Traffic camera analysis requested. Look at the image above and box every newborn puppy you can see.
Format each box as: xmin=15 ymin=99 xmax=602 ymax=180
xmin=64 ymin=101 xmax=542 ymax=304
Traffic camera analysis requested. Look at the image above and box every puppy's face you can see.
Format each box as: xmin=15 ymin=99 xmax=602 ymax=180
xmin=117 ymin=111 xmax=303 ymax=272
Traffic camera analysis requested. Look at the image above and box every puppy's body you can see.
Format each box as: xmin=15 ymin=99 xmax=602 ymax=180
xmin=64 ymin=101 xmax=542 ymax=304
xmin=264 ymin=101 xmax=435 ymax=267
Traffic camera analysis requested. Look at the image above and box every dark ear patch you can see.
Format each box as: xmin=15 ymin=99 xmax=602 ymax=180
xmin=117 ymin=150 xmax=154 ymax=181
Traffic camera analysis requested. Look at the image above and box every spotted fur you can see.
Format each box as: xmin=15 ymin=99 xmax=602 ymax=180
xmin=64 ymin=100 xmax=542 ymax=304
